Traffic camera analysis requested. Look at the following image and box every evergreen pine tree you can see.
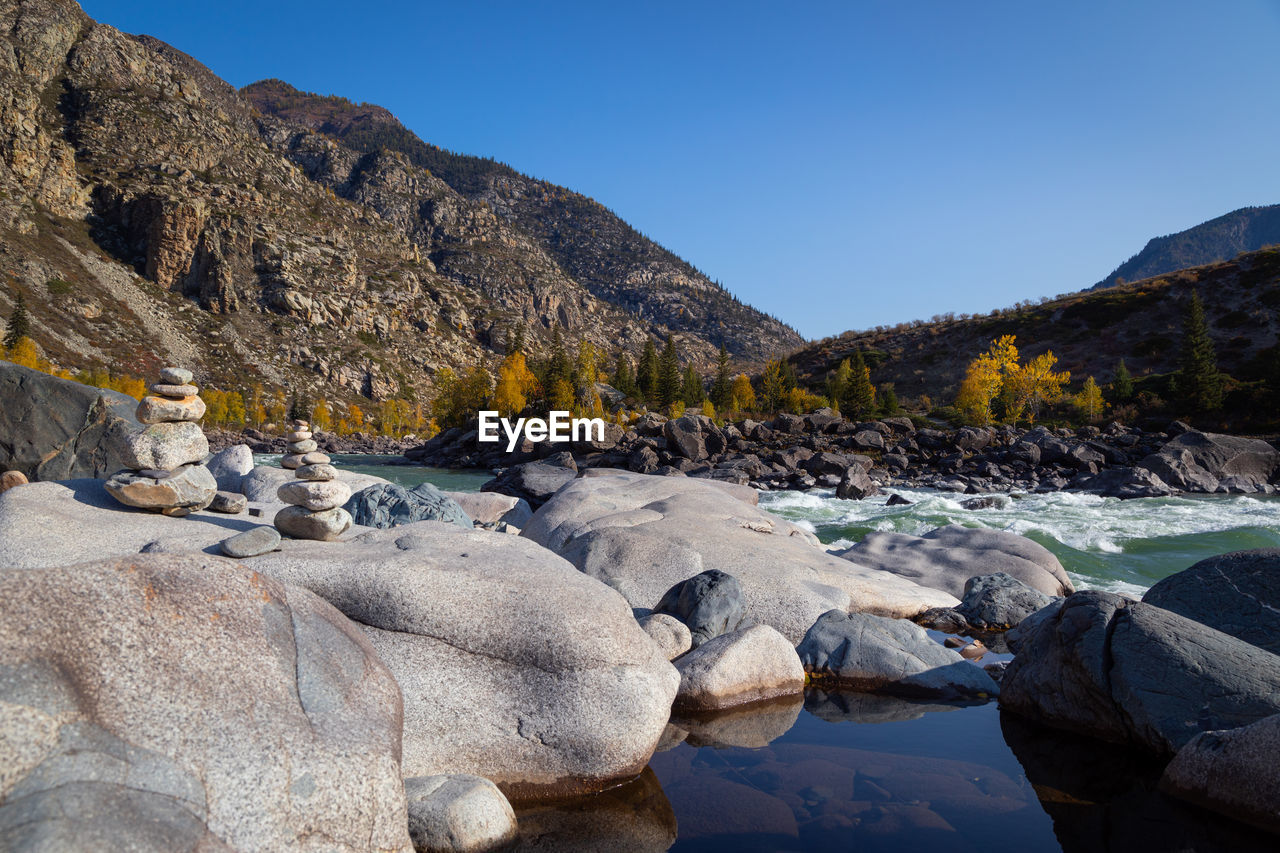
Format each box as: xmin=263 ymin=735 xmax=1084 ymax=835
xmin=779 ymin=358 xmax=798 ymax=393
xmin=511 ymin=323 xmax=525 ymax=354
xmin=545 ymin=327 xmax=571 ymax=392
xmin=878 ymin=383 xmax=899 ymax=415
xmin=637 ymin=337 xmax=659 ymax=402
xmin=611 ymin=351 xmax=636 ymax=397
xmin=4 ymin=290 xmax=30 ymax=351
xmin=1174 ymin=291 xmax=1224 ymax=413
xmin=657 ymin=337 xmax=680 ymax=407
xmin=682 ymin=364 xmax=704 ymax=406
xmin=827 ymin=359 xmax=853 ymax=413
xmin=842 ymin=350 xmax=876 ymax=418
xmin=1110 ymin=358 xmax=1133 ymax=402
xmin=710 ymin=344 xmax=732 ymax=409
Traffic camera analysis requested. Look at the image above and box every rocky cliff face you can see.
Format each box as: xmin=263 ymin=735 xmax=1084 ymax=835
xmin=0 ymin=0 xmax=799 ymax=409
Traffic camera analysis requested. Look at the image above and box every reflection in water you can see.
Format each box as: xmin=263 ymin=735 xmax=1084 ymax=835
xmin=511 ymin=767 xmax=677 ymax=853
xmin=1000 ymin=712 xmax=1279 ymax=853
xmin=512 ymin=692 xmax=1278 ymax=853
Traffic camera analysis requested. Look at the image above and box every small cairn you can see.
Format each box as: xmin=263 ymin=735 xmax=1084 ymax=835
xmin=106 ymin=367 xmax=217 ymax=516
xmin=274 ymin=419 xmax=353 ymax=540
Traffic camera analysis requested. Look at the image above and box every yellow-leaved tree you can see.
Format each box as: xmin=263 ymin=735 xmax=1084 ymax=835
xmin=730 ymin=374 xmax=756 ymax=413
xmin=956 ymin=335 xmax=1019 ymax=424
xmin=1006 ymin=351 xmax=1070 ymax=424
xmin=311 ymin=397 xmax=331 ymax=432
xmin=493 ymin=351 xmax=538 ymax=417
xmin=1074 ymin=376 xmax=1106 ymax=424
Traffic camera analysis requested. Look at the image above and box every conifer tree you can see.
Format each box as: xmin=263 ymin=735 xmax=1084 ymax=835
xmin=545 ymin=327 xmax=571 ymax=393
xmin=878 ymin=383 xmax=899 ymax=415
xmin=843 ymin=350 xmax=876 ymax=419
xmin=4 ymin=290 xmax=30 ymax=352
xmin=759 ymin=360 xmax=786 ymax=412
xmin=779 ymin=358 xmax=798 ymax=393
xmin=637 ymin=337 xmax=659 ymax=402
xmin=1173 ymin=290 xmax=1224 ymax=413
xmin=682 ymin=364 xmax=704 ymax=406
xmin=611 ymin=350 xmax=636 ymax=397
xmin=1110 ymin=358 xmax=1134 ymax=402
xmin=710 ymin=344 xmax=732 ymax=409
xmin=657 ymin=337 xmax=681 ymax=407
xmin=827 ymin=359 xmax=853 ymax=413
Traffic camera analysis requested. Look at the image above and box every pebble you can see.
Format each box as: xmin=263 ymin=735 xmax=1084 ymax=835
xmin=277 ymin=479 xmax=353 ymax=512
xmin=294 ymin=464 xmax=338 ymax=482
xmin=159 ymin=367 xmax=194 ymax=385
xmin=208 ymin=491 xmax=248 ymax=514
xmin=221 ymin=526 xmax=282 ymax=558
xmin=301 ymin=452 xmax=331 ymax=465
xmin=149 ymin=383 xmax=199 ymax=398
xmin=275 ymin=505 xmax=352 ymax=541
xmin=0 ymin=470 xmax=29 ymax=494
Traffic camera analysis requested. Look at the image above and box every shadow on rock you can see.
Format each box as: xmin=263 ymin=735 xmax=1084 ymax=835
xmin=1001 ymin=711 xmax=1280 ymax=853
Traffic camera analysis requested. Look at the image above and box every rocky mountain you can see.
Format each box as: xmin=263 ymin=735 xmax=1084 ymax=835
xmin=792 ymin=247 xmax=1280 ymax=412
xmin=1093 ymin=204 xmax=1280 ymax=290
xmin=0 ymin=0 xmax=798 ymax=410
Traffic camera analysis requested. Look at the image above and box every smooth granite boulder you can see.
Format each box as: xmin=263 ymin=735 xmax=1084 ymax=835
xmin=1000 ymin=591 xmax=1280 ymax=754
xmin=637 ymin=613 xmax=693 ymax=660
xmin=1143 ymin=549 xmax=1280 ymax=655
xmin=445 ymin=491 xmax=533 ymax=528
xmin=955 ymin=572 xmax=1057 ymax=631
xmin=672 ymin=625 xmax=805 ymax=712
xmin=1160 ymin=714 xmax=1280 ymax=834
xmin=206 ymin=444 xmax=254 ymax=492
xmin=120 ymin=421 xmax=209 ymax=471
xmin=344 ymin=482 xmax=473 ymax=530
xmin=797 ymin=610 xmax=999 ymax=699
xmin=0 ymin=554 xmax=411 ymax=852
xmin=404 ymin=774 xmax=518 ymax=853
xmin=0 ymin=360 xmax=141 ymax=480
xmin=522 ymin=471 xmax=955 ymax=643
xmin=654 ymin=569 xmax=748 ymax=648
xmin=243 ymin=521 xmax=679 ymax=801
xmin=836 ymin=524 xmax=1074 ymax=598
xmin=1140 ymin=430 xmax=1280 ymax=493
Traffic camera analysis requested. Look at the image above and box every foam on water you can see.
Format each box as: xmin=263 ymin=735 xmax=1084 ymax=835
xmin=761 ymin=487 xmax=1280 ymax=594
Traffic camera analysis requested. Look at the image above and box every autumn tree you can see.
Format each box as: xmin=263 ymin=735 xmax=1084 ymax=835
xmin=348 ymin=402 xmax=366 ymax=433
xmin=494 ymin=350 xmax=538 ymax=416
xmin=1005 ymin=351 xmax=1069 ymax=424
xmin=4 ymin=290 xmax=30 ymax=352
xmin=759 ymin=359 xmax=786 ymax=412
xmin=432 ymin=366 xmax=492 ymax=428
xmin=1173 ymin=290 xmax=1224 ymax=413
xmin=956 ymin=335 xmax=1020 ymax=424
xmin=311 ymin=397 xmax=332 ymax=432
xmin=202 ymin=389 xmax=229 ymax=426
xmin=1074 ymin=376 xmax=1106 ymax=423
xmin=379 ymin=399 xmax=411 ymax=436
xmin=268 ymin=390 xmax=288 ymax=428
xmin=225 ymin=389 xmax=246 ymax=427
xmin=842 ymin=351 xmax=876 ymax=419
xmin=827 ymin=359 xmax=852 ymax=413
xmin=730 ymin=374 xmax=756 ymax=412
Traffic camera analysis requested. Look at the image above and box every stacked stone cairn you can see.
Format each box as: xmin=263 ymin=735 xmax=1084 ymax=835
xmin=274 ymin=419 xmax=353 ymax=540
xmin=105 ymin=367 xmax=217 ymax=516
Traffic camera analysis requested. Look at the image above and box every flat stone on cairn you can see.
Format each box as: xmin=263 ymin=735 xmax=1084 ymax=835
xmin=275 ymin=419 xmax=352 ymax=541
xmin=106 ymin=367 xmax=216 ymax=516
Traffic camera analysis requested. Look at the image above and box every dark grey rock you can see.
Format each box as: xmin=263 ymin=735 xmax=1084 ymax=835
xmin=654 ymin=569 xmax=748 ymax=648
xmin=220 ymin=525 xmax=281 ymax=558
xmin=663 ymin=415 xmax=707 ymax=461
xmin=0 ymin=361 xmax=141 ymax=481
xmin=479 ymin=458 xmax=577 ymax=508
xmin=885 ymin=493 xmax=913 ymax=507
xmin=1000 ymin=591 xmax=1280 ymax=754
xmin=1160 ymin=713 xmax=1280 ymax=835
xmin=796 ymin=609 xmax=999 ymax=699
xmin=955 ymin=572 xmax=1056 ymax=631
xmin=1073 ymin=466 xmax=1174 ymax=499
xmin=344 ymin=482 xmax=473 ymax=529
xmin=1143 ymin=549 xmax=1280 ymax=655
xmin=836 ymin=465 xmax=878 ymax=500
xmin=1141 ymin=430 xmax=1280 ymax=493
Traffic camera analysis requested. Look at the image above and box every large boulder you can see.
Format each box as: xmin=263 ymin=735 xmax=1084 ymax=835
xmin=1142 ymin=549 xmax=1280 ymax=655
xmin=521 ymin=471 xmax=955 ymax=643
xmin=1072 ymin=466 xmax=1174 ymax=499
xmin=671 ymin=625 xmax=805 ymax=712
xmin=481 ymin=457 xmax=577 ymax=508
xmin=1000 ymin=591 xmax=1280 ymax=754
xmin=653 ymin=569 xmax=747 ymax=648
xmin=796 ymin=610 xmax=999 ymax=699
xmin=1160 ymin=714 xmax=1280 ymax=834
xmin=955 ymin=572 xmax=1057 ymax=631
xmin=663 ymin=415 xmax=708 ymax=462
xmin=243 ymin=521 xmax=678 ymax=801
xmin=344 ymin=482 xmax=473 ymax=530
xmin=835 ymin=524 xmax=1074 ymax=598
xmin=1140 ymin=430 xmax=1280 ymax=493
xmin=0 ymin=360 xmax=140 ymax=480
xmin=0 ymin=554 xmax=411 ymax=852
xmin=206 ymin=443 xmax=255 ymax=492
xmin=444 ymin=491 xmax=533 ymax=528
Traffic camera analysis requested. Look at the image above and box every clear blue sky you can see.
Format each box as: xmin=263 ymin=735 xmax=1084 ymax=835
xmin=81 ymin=0 xmax=1280 ymax=341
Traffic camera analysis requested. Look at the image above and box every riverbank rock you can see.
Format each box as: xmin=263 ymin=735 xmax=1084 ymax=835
xmin=672 ymin=625 xmax=805 ymax=712
xmin=1160 ymin=714 xmax=1280 ymax=834
xmin=105 ymin=462 xmax=218 ymax=513
xmin=0 ymin=553 xmax=411 ymax=852
xmin=653 ymin=569 xmax=748 ymax=648
xmin=1142 ymin=549 xmax=1280 ymax=655
xmin=481 ymin=457 xmax=578 ymax=508
xmin=207 ymin=444 xmax=254 ymax=492
xmin=404 ymin=775 xmax=518 ymax=853
xmin=0 ymin=360 xmax=141 ymax=480
xmin=242 ymin=521 xmax=679 ymax=801
xmin=445 ymin=491 xmax=533 ymax=528
xmin=522 ymin=470 xmax=955 ymax=643
xmin=955 ymin=572 xmax=1057 ymax=631
xmin=835 ymin=524 xmax=1074 ymax=598
xmin=638 ymin=613 xmax=693 ymax=660
xmin=836 ymin=463 xmax=878 ymax=500
xmin=1140 ymin=430 xmax=1280 ymax=493
xmin=1000 ymin=591 xmax=1280 ymax=754
xmin=0 ymin=470 xmax=27 ymax=493
xmin=345 ymin=482 xmax=473 ymax=530
xmin=797 ymin=610 xmax=999 ymax=699
xmin=220 ymin=525 xmax=282 ymax=558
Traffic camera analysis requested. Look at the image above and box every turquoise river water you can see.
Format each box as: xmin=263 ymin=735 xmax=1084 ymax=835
xmin=311 ymin=455 xmax=1280 ymax=852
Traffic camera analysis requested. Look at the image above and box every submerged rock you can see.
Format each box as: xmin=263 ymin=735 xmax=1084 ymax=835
xmin=0 ymin=553 xmax=411 ymax=852
xmin=796 ymin=609 xmax=999 ymax=699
